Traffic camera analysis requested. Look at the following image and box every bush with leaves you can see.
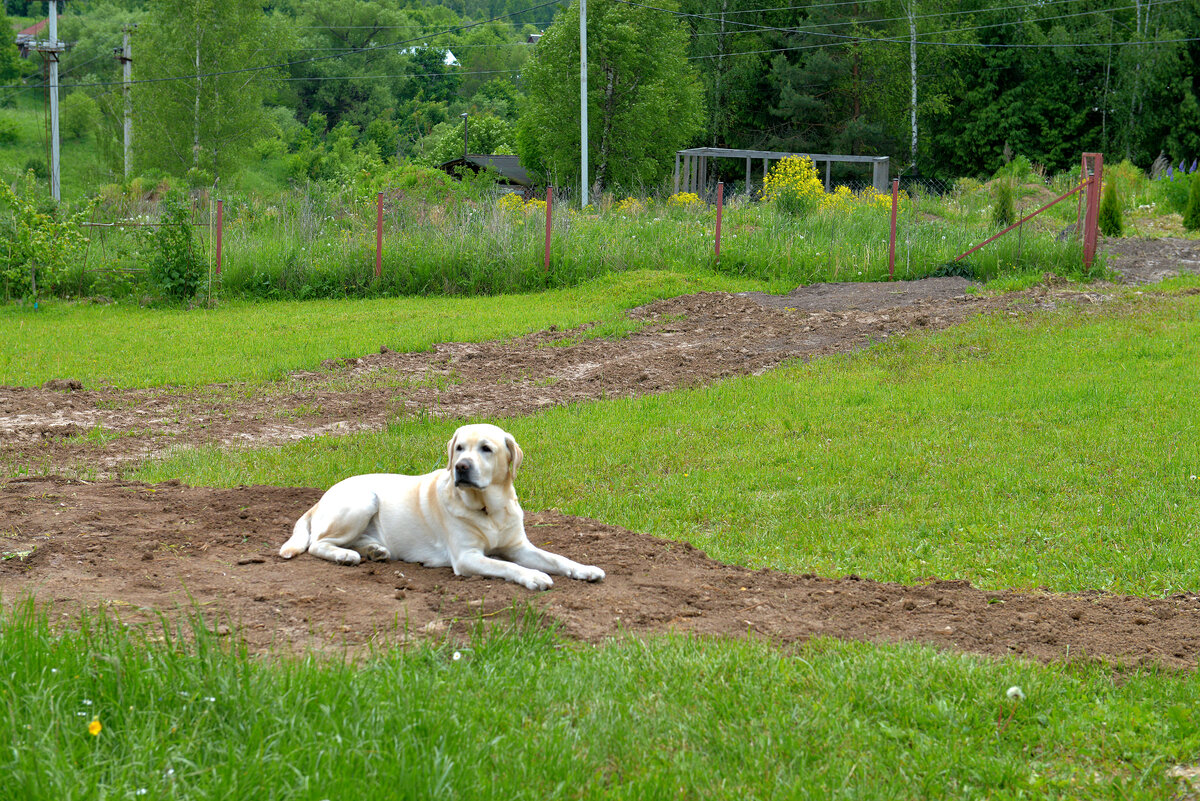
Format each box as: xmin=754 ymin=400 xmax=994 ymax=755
xmin=60 ymin=92 xmax=100 ymax=140
xmin=0 ymin=173 xmax=91 ymax=299
xmin=763 ymin=156 xmax=824 ymax=217
xmin=1098 ymin=180 xmax=1124 ymax=236
xmin=1184 ymin=172 xmax=1200 ymax=232
xmin=150 ymin=191 xmax=205 ymax=302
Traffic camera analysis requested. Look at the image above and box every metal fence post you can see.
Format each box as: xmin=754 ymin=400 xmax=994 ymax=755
xmin=714 ymin=181 xmax=724 ymax=261
xmin=543 ymin=186 xmax=554 ymax=272
xmin=888 ymin=178 xmax=899 ymax=279
xmin=374 ymin=191 xmax=384 ymax=279
xmin=1082 ymin=153 xmax=1103 ymax=271
xmin=215 ymin=198 xmax=223 ymax=276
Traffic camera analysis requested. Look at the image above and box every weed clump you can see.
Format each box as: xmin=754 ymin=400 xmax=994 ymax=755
xmin=992 ymin=182 xmax=1015 ymax=228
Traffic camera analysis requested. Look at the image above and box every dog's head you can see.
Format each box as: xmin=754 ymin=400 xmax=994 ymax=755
xmin=446 ymin=424 xmax=523 ymax=490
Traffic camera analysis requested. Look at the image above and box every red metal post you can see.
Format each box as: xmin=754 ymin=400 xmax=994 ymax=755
xmin=215 ymin=198 xmax=223 ymax=275
xmin=374 ymin=191 xmax=384 ymax=279
xmin=887 ymin=178 xmax=899 ymax=279
xmin=1082 ymin=153 xmax=1103 ymax=270
xmin=714 ymin=181 xmax=724 ymax=261
xmin=543 ymin=186 xmax=553 ymax=272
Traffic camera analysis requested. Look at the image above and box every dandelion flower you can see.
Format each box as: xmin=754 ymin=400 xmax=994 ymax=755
xmin=1006 ymin=686 xmax=1025 ymax=702
xmin=88 ymin=719 xmax=102 ymax=736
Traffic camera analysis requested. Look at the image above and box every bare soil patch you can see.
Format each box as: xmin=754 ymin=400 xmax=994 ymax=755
xmin=2 ymin=239 xmax=1199 ymax=666
xmin=3 ymin=477 xmax=1199 ymax=668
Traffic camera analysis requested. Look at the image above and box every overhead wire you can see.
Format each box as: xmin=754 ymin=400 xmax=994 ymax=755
xmin=0 ymin=0 xmax=562 ymax=92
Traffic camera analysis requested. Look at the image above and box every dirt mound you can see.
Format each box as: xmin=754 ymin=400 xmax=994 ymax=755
xmin=3 ymin=477 xmax=1198 ymax=669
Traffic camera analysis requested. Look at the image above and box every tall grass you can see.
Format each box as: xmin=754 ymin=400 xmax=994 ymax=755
xmin=3 ymin=600 xmax=1198 ymax=800
xmin=56 ymin=166 xmax=1099 ymax=304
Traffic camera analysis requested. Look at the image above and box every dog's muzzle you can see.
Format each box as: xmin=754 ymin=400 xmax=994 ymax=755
xmin=454 ymin=462 xmax=481 ymax=488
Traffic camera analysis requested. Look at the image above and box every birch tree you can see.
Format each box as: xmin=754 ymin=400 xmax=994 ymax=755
xmin=135 ymin=0 xmax=286 ymax=183
xmin=516 ymin=0 xmax=704 ymax=196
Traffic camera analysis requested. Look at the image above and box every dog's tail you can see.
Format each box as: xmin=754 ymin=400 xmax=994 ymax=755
xmin=279 ymin=505 xmax=316 ymax=559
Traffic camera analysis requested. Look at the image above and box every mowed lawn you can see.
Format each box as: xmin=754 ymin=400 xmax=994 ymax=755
xmin=4 ymin=275 xmax=1200 ymax=799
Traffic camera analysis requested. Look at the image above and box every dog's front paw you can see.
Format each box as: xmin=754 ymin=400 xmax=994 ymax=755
xmin=333 ymin=551 xmax=362 ymax=566
xmin=519 ymin=570 xmax=554 ymax=591
xmin=570 ymin=564 xmax=605 ymax=582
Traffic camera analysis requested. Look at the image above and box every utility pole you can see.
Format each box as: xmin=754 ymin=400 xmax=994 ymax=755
xmin=908 ymin=0 xmax=917 ymax=173
xmin=114 ymin=24 xmax=135 ymax=178
xmin=579 ymin=0 xmax=588 ymax=210
xmin=27 ymin=2 xmax=66 ymax=201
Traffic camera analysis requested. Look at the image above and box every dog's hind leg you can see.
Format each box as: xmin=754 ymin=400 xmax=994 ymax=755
xmin=305 ymin=490 xmax=381 ymax=566
xmin=279 ymin=506 xmax=316 ymax=559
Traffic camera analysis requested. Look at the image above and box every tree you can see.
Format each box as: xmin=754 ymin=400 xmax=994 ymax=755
xmin=0 ymin=2 xmax=26 ymax=84
xmin=517 ymin=0 xmax=705 ymax=197
xmin=418 ymin=113 xmax=515 ymax=165
xmin=134 ymin=0 xmax=287 ymax=183
xmin=1184 ymin=172 xmax=1200 ymax=232
xmin=1098 ymin=180 xmax=1123 ymax=237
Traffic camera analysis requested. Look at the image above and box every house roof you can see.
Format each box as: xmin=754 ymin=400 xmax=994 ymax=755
xmin=439 ymin=154 xmax=532 ymax=187
xmin=16 ymin=20 xmax=47 ymax=39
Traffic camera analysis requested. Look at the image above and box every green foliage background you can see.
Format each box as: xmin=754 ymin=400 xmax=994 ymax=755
xmin=1 ymin=0 xmax=1197 ymax=191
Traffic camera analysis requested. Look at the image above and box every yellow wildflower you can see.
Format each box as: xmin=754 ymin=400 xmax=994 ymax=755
xmin=88 ymin=719 xmax=102 ymax=736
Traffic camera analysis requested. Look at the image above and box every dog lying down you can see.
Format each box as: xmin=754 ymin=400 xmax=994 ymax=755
xmin=279 ymin=423 xmax=605 ymax=591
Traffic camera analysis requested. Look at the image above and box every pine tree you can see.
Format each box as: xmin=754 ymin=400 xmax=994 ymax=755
xmin=1098 ymin=181 xmax=1124 ymax=236
xmin=1185 ymin=172 xmax=1200 ymax=232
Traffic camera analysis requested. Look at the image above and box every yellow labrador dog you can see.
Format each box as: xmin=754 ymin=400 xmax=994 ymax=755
xmin=279 ymin=423 xmax=604 ymax=591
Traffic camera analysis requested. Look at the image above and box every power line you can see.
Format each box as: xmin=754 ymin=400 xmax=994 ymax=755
xmin=629 ymin=0 xmax=1183 ymax=43
xmin=279 ymin=68 xmax=520 ymax=82
xmin=690 ymin=0 xmax=1097 ymax=35
xmin=2 ymin=0 xmax=561 ymax=92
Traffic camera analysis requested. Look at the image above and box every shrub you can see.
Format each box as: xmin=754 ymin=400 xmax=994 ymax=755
xmin=0 ymin=115 xmax=17 ymax=145
xmin=993 ymin=154 xmax=1034 ymax=183
xmin=763 ymin=156 xmax=824 ymax=217
xmin=23 ymin=157 xmax=47 ymax=180
xmin=1184 ymin=172 xmax=1200 ymax=232
xmin=60 ymin=92 xmax=100 ymax=140
xmin=150 ymin=191 xmax=205 ymax=302
xmin=1098 ymin=181 xmax=1124 ymax=236
xmin=992 ymin=181 xmax=1015 ymax=228
xmin=0 ymin=172 xmax=91 ymax=299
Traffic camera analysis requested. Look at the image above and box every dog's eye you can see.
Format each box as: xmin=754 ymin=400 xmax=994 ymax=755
xmin=480 ymin=444 xmax=492 ymax=454
xmin=456 ymin=444 xmax=464 ymax=452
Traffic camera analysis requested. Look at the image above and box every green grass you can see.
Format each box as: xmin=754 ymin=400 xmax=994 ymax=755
xmin=2 ymin=602 xmax=1198 ymax=800
xmin=140 ymin=290 xmax=1200 ymax=596
xmin=0 ymin=269 xmax=776 ymax=388
xmin=0 ymin=94 xmax=117 ymax=203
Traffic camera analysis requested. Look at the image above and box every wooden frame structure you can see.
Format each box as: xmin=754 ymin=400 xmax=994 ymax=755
xmin=674 ymin=147 xmax=890 ymax=197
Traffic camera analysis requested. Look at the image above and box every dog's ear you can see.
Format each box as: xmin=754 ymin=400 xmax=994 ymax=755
xmin=505 ymin=433 xmax=523 ymax=480
xmin=446 ymin=431 xmax=458 ymax=471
